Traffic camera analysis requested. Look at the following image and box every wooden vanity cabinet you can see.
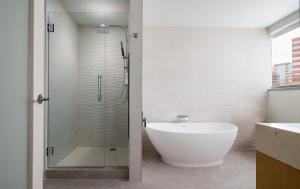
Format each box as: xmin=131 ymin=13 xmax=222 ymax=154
xmin=257 ymin=151 xmax=300 ymax=189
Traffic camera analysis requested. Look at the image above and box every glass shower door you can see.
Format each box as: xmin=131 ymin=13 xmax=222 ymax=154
xmin=46 ymin=9 xmax=129 ymax=168
xmin=47 ymin=12 xmax=105 ymax=168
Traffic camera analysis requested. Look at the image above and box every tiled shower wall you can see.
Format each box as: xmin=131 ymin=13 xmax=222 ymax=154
xmin=77 ymin=26 xmax=128 ymax=147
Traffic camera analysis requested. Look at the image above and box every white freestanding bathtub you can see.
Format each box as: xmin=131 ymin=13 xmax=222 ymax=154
xmin=146 ymin=122 xmax=238 ymax=167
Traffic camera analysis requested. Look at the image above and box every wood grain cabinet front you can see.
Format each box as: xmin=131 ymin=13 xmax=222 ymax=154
xmin=256 ymin=151 xmax=300 ymax=189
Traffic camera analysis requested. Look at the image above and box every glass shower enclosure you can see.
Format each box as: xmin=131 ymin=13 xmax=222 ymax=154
xmin=46 ymin=0 xmax=129 ymax=168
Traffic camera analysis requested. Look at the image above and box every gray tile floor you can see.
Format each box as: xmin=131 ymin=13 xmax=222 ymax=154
xmin=44 ymin=150 xmax=256 ymax=189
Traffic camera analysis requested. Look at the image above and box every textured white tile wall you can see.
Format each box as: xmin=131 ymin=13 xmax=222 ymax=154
xmin=78 ymin=26 xmax=128 ymax=147
xmin=143 ymin=27 xmax=272 ymax=150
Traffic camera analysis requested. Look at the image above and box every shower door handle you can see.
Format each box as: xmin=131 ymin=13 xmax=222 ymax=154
xmin=98 ymin=74 xmax=103 ymax=101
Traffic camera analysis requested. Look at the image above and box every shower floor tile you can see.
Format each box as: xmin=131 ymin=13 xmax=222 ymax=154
xmin=56 ymin=146 xmax=128 ymax=167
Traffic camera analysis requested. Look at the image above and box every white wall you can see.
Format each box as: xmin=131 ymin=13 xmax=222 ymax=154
xmin=143 ymin=27 xmax=272 ymax=149
xmin=267 ymin=89 xmax=300 ymax=122
xmin=47 ymin=0 xmax=79 ymax=166
xmin=143 ymin=0 xmax=299 ymax=28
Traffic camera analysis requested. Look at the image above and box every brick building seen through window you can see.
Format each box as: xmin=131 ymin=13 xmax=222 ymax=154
xmin=272 ymin=28 xmax=300 ymax=87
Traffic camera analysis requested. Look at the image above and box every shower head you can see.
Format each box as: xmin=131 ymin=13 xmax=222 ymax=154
xmin=95 ymin=24 xmax=111 ymax=33
xmin=95 ymin=24 xmax=127 ymax=33
xmin=95 ymin=25 xmax=128 ymax=59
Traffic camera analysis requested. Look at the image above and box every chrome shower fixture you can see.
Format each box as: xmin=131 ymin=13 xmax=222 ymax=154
xmin=93 ymin=24 xmax=129 ymax=101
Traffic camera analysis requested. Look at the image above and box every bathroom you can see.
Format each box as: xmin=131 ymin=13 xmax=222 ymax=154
xmin=0 ymin=0 xmax=300 ymax=189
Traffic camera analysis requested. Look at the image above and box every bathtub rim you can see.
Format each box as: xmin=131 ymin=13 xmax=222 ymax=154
xmin=146 ymin=122 xmax=238 ymax=135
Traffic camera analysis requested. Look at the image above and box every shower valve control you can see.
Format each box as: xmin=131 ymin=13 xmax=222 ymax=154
xmin=37 ymin=94 xmax=50 ymax=104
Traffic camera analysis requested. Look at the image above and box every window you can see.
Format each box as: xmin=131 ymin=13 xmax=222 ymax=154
xmin=272 ymin=27 xmax=300 ymax=87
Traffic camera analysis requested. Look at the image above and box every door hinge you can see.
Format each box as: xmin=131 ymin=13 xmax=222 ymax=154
xmin=47 ymin=23 xmax=54 ymax=32
xmin=46 ymin=147 xmax=54 ymax=156
xmin=130 ymin=32 xmax=139 ymax=39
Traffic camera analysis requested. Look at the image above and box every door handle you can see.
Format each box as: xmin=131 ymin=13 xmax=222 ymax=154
xmin=37 ymin=94 xmax=50 ymax=104
xmin=98 ymin=74 xmax=103 ymax=101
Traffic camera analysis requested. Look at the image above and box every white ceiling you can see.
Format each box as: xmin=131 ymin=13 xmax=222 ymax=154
xmin=60 ymin=0 xmax=129 ymax=13
xmin=58 ymin=0 xmax=129 ymax=26
xmin=70 ymin=12 xmax=129 ymax=26
xmin=144 ymin=0 xmax=299 ymax=28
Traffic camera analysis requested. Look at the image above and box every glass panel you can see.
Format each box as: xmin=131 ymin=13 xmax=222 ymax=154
xmin=47 ymin=12 xmax=105 ymax=167
xmin=71 ymin=12 xmax=129 ymax=167
xmin=102 ymin=24 xmax=129 ymax=166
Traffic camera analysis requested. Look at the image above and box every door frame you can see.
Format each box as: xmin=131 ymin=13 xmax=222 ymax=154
xmin=29 ymin=0 xmax=46 ymax=189
xmin=28 ymin=0 xmax=143 ymax=188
